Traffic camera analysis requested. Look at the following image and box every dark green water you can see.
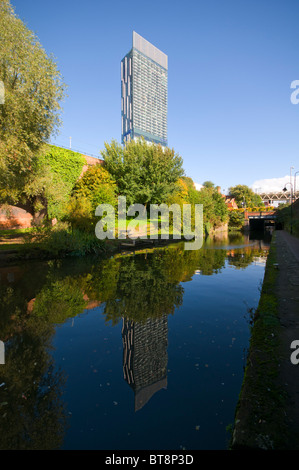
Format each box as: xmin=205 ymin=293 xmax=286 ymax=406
xmin=0 ymin=232 xmax=270 ymax=450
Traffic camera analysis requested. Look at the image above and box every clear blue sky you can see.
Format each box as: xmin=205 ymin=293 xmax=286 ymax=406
xmin=11 ymin=0 xmax=299 ymax=192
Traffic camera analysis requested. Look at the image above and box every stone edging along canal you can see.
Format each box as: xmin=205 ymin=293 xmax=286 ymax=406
xmin=231 ymin=230 xmax=299 ymax=450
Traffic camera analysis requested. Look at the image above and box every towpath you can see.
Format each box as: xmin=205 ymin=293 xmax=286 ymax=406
xmin=275 ymin=230 xmax=299 ymax=448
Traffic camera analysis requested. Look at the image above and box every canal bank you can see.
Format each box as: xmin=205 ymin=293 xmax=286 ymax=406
xmin=232 ymin=230 xmax=299 ymax=449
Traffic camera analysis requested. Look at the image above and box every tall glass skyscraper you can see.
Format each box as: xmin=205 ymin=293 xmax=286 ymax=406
xmin=121 ymin=31 xmax=168 ymax=147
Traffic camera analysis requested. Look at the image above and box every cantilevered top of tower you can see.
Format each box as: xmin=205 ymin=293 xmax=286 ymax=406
xmin=132 ymin=31 xmax=168 ymax=70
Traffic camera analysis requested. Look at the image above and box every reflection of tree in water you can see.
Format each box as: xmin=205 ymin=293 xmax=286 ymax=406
xmin=0 ymin=237 xmax=268 ymax=447
xmin=196 ymin=248 xmax=227 ymax=276
xmin=103 ymin=255 xmax=184 ymax=325
xmin=86 ymin=244 xmax=228 ymax=324
xmin=33 ymin=276 xmax=88 ymax=323
xmin=226 ymin=247 xmax=268 ymax=269
xmin=0 ymin=284 xmax=68 ymax=450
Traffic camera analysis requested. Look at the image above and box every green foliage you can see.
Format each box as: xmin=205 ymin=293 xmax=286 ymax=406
xmin=33 ymin=278 xmax=87 ymax=323
xmin=101 ymin=138 xmax=184 ymax=206
xmin=72 ymin=164 xmax=117 ymax=211
xmin=63 ymin=196 xmax=94 ymax=232
xmin=17 ymin=145 xmax=86 ymax=220
xmin=0 ymin=137 xmax=35 ymax=204
xmin=276 ymin=202 xmax=299 ymax=237
xmin=39 ymin=145 xmax=85 ymax=190
xmin=202 ymin=181 xmax=215 ymax=188
xmin=36 ymin=227 xmax=105 ymax=257
xmin=167 ymin=177 xmax=190 ymax=205
xmin=196 ymin=186 xmax=229 ymax=232
xmin=166 ymin=179 xmax=228 ymax=234
xmin=181 ymin=176 xmax=196 ymax=191
xmin=212 ymin=190 xmax=229 ymax=221
xmin=229 ymin=209 xmax=245 ymax=229
xmin=228 ymin=184 xmax=263 ymax=208
xmin=0 ymin=1 xmax=66 ymax=202
xmin=36 ymin=145 xmax=85 ymax=219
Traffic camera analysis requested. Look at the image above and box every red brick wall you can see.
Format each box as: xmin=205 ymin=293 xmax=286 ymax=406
xmin=79 ymin=155 xmax=104 ymax=178
xmin=0 ymin=205 xmax=33 ymax=229
xmin=0 ymin=154 xmax=104 ymax=230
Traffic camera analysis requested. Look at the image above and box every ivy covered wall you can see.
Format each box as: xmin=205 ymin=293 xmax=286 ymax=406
xmin=38 ymin=145 xmax=86 ymax=220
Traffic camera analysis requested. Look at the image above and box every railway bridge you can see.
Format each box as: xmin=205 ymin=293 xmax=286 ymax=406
xmin=244 ymin=210 xmax=277 ymax=231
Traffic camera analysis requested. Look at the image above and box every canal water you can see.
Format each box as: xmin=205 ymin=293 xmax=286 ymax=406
xmin=0 ymin=232 xmax=270 ymax=450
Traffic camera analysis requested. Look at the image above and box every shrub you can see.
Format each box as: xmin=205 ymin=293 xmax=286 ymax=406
xmin=38 ymin=227 xmax=104 ymax=257
xmin=229 ymin=209 xmax=245 ymax=229
xmin=63 ymin=196 xmax=94 ymax=233
xmin=72 ymin=165 xmax=117 ymax=210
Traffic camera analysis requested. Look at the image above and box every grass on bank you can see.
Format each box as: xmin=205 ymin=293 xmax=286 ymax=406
xmin=231 ymin=233 xmax=290 ymax=449
xmin=0 ymin=228 xmax=35 ymax=252
xmin=0 ymin=243 xmax=25 ymax=251
xmin=0 ymin=228 xmax=34 ymax=236
xmin=0 ymin=213 xmax=201 ymax=259
xmin=0 ymin=224 xmax=109 ymax=259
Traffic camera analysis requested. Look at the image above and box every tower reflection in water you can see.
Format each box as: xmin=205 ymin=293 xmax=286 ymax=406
xmin=122 ymin=315 xmax=168 ymax=411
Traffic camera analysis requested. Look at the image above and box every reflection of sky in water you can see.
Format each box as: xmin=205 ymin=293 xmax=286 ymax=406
xmin=50 ymin=249 xmax=266 ymax=450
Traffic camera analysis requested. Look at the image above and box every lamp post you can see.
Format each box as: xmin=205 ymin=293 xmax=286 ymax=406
xmin=283 ymin=182 xmax=293 ymax=234
xmin=290 ymin=166 xmax=294 ymax=204
xmin=294 ymin=171 xmax=299 ymax=200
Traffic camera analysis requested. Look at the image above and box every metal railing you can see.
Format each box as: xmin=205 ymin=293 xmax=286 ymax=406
xmin=49 ymin=143 xmax=102 ymax=160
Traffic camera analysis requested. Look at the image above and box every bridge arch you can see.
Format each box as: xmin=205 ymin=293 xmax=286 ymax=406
xmin=244 ymin=210 xmax=277 ymax=232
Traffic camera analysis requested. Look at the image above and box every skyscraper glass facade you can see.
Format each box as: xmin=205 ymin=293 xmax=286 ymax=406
xmin=121 ymin=31 xmax=168 ymax=147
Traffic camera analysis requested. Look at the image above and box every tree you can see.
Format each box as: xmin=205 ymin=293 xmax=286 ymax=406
xmin=228 ymin=184 xmax=263 ymax=208
xmin=8 ymin=145 xmax=85 ymax=223
xmin=228 ymin=209 xmax=245 ymax=229
xmin=167 ymin=178 xmax=190 ymax=205
xmin=0 ymin=0 xmax=66 ymax=205
xmin=202 ymin=181 xmax=215 ymax=189
xmin=181 ymin=176 xmax=196 ymax=191
xmin=72 ymin=164 xmax=117 ymax=210
xmin=101 ymin=138 xmax=185 ymax=207
xmin=63 ymin=196 xmax=94 ymax=233
xmin=197 ymin=185 xmax=228 ymax=232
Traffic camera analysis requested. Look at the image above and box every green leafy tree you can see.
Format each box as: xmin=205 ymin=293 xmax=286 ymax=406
xmin=228 ymin=209 xmax=245 ymax=229
xmin=13 ymin=145 xmax=85 ymax=223
xmin=63 ymin=196 xmax=93 ymax=233
xmin=167 ymin=178 xmax=190 ymax=205
xmin=228 ymin=184 xmax=263 ymax=208
xmin=197 ymin=186 xmax=228 ymax=232
xmin=202 ymin=181 xmax=215 ymax=189
xmin=101 ymin=138 xmax=185 ymax=207
xmin=72 ymin=164 xmax=117 ymax=210
xmin=181 ymin=176 xmax=196 ymax=191
xmin=0 ymin=0 xmax=66 ymax=205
